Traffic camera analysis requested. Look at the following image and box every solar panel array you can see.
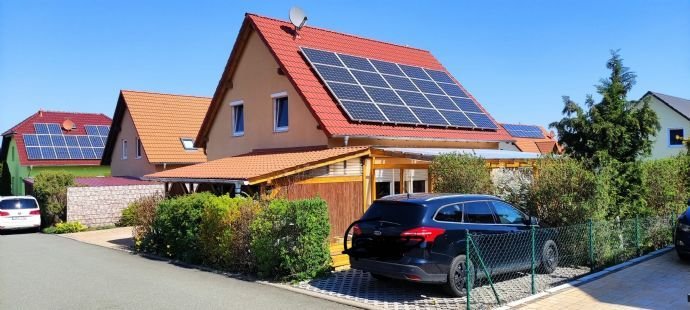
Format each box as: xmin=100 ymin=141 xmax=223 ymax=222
xmin=23 ymin=123 xmax=110 ymax=160
xmin=503 ymin=124 xmax=545 ymax=138
xmin=300 ymin=47 xmax=498 ymax=130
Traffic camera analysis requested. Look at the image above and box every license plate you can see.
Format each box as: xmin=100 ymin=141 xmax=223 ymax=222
xmin=11 ymin=217 xmax=26 ymax=220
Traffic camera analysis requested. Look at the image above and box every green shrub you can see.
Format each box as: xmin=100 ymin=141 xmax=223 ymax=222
xmin=118 ymin=204 xmax=137 ymax=227
xmin=429 ymin=153 xmax=492 ymax=194
xmin=42 ymin=226 xmax=57 ymax=234
xmin=528 ymin=156 xmax=606 ymax=227
xmin=52 ymin=221 xmax=87 ymax=234
xmin=640 ymin=156 xmax=689 ymax=217
xmin=129 ymin=194 xmax=163 ymax=250
xmin=33 ymin=171 xmax=75 ymax=226
xmin=198 ymin=195 xmax=259 ymax=271
xmin=145 ymin=193 xmax=210 ymax=262
xmin=251 ymin=198 xmax=331 ymax=280
xmin=491 ymin=168 xmax=533 ymax=208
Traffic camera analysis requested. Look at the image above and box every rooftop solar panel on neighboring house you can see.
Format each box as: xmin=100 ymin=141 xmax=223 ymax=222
xmin=300 ymin=47 xmax=498 ymax=130
xmin=22 ymin=123 xmax=110 ymax=160
xmin=503 ymin=124 xmax=545 ymax=138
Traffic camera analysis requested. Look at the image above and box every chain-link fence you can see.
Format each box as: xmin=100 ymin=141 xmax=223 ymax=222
xmin=462 ymin=215 xmax=675 ymax=309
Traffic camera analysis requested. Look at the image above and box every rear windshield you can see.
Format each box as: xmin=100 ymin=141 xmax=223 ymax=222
xmin=362 ymin=201 xmax=426 ymax=226
xmin=0 ymin=199 xmax=38 ymax=210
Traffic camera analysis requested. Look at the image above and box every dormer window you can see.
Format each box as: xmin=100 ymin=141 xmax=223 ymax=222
xmin=181 ymin=138 xmax=196 ymax=151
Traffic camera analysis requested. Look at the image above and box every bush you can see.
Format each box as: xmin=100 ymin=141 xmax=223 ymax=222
xmin=640 ymin=156 xmax=690 ymax=217
xmin=528 ymin=156 xmax=606 ymax=227
xmin=251 ymin=198 xmax=331 ymax=280
xmin=129 ymin=194 xmax=162 ymax=249
xmin=47 ymin=221 xmax=87 ymax=234
xmin=144 ymin=193 xmax=210 ymax=262
xmin=33 ymin=171 xmax=74 ymax=227
xmin=118 ymin=204 xmax=137 ymax=227
xmin=491 ymin=168 xmax=532 ymax=208
xmin=429 ymin=153 xmax=492 ymax=194
xmin=198 ymin=195 xmax=259 ymax=271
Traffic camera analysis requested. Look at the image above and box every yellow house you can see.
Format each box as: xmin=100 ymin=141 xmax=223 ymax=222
xmin=145 ymin=13 xmax=556 ymax=241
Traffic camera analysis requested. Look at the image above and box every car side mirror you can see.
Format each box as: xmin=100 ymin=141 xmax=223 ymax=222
xmin=529 ymin=216 xmax=539 ymax=226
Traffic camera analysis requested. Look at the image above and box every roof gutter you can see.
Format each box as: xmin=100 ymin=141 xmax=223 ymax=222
xmin=142 ymin=177 xmax=250 ymax=185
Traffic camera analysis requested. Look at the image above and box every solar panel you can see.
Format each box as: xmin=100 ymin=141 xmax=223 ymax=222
xmin=51 ymin=135 xmax=66 ymax=147
xmin=300 ymin=47 xmax=497 ymax=130
xmin=68 ymin=147 xmax=84 ymax=159
xmin=38 ymin=135 xmax=52 ymax=146
xmin=341 ymin=101 xmax=387 ymax=122
xmin=64 ymin=135 xmax=79 ymax=147
xmin=54 ymin=147 xmax=70 ymax=159
xmin=94 ymin=148 xmax=104 ymax=158
xmin=97 ymin=125 xmax=110 ymax=136
xmin=41 ymin=147 xmax=56 ymax=159
xmin=337 ymin=54 xmax=375 ymax=72
xmin=34 ymin=124 xmax=49 ymax=134
xmin=77 ymin=136 xmax=92 ymax=147
xmin=378 ymin=105 xmax=419 ymax=124
xmin=26 ymin=147 xmax=42 ymax=160
xmin=89 ymin=136 xmax=104 ymax=148
xmin=24 ymin=135 xmax=39 ymax=147
xmin=503 ymin=124 xmax=545 ymax=138
xmin=47 ymin=124 xmax=62 ymax=134
xmin=85 ymin=125 xmax=100 ymax=136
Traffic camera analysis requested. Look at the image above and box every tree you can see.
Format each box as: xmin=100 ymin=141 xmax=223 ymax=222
xmin=550 ymin=50 xmax=659 ymax=164
xmin=429 ymin=154 xmax=493 ymax=194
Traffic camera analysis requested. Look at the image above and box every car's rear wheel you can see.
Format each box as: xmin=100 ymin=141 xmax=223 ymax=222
xmin=538 ymin=240 xmax=559 ymax=274
xmin=370 ymin=273 xmax=391 ymax=281
xmin=443 ymin=255 xmax=474 ymax=297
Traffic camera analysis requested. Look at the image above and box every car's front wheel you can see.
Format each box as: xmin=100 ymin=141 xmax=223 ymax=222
xmin=538 ymin=240 xmax=559 ymax=274
xmin=443 ymin=255 xmax=474 ymax=297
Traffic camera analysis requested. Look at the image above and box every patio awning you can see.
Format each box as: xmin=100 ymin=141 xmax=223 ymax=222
xmin=143 ymin=146 xmax=371 ymax=185
xmin=371 ymin=147 xmax=543 ymax=161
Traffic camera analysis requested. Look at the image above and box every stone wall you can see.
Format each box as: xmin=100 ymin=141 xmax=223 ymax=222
xmin=66 ymin=184 xmax=164 ymax=227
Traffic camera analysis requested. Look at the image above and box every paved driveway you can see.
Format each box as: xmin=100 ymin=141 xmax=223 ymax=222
xmin=0 ymin=232 xmax=351 ymax=310
xmin=518 ymin=251 xmax=690 ymax=309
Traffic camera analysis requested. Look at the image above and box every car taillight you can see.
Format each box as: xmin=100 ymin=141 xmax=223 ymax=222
xmin=0 ymin=211 xmax=9 ymax=217
xmin=352 ymin=224 xmax=362 ymax=236
xmin=400 ymin=227 xmax=446 ymax=243
xmin=30 ymin=210 xmax=41 ymax=216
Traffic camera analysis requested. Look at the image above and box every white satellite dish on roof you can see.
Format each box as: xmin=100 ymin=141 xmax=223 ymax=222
xmin=289 ymin=6 xmax=308 ymax=32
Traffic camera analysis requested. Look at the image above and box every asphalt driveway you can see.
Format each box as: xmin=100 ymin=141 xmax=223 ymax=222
xmin=0 ymin=232 xmax=352 ymax=310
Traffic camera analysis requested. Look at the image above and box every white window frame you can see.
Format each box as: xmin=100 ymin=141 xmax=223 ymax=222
xmin=135 ymin=137 xmax=142 ymax=159
xmin=121 ymin=139 xmax=128 ymax=160
xmin=271 ymin=92 xmax=289 ymax=132
xmin=668 ymin=128 xmax=684 ymax=148
xmin=230 ymin=100 xmax=244 ymax=137
xmin=180 ymin=138 xmax=196 ymax=151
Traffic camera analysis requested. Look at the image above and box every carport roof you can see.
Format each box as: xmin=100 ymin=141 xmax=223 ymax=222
xmin=371 ymin=147 xmax=543 ymax=161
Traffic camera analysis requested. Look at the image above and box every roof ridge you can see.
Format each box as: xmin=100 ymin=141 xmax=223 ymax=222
xmin=121 ymin=89 xmax=212 ymax=100
xmin=38 ymin=110 xmax=109 ymax=117
xmin=246 ymin=13 xmax=430 ymax=53
xmin=651 ymin=91 xmax=690 ymax=102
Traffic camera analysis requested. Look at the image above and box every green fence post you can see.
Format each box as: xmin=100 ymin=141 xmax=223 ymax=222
xmin=635 ymin=215 xmax=640 ymax=256
xmin=531 ymin=225 xmax=536 ymax=295
xmin=588 ymin=219 xmax=594 ymax=269
xmin=465 ymin=229 xmax=470 ymax=310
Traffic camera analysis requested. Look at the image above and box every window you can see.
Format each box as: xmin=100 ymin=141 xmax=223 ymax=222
xmin=273 ymin=94 xmax=289 ymax=132
xmin=180 ymin=138 xmax=196 ymax=150
xmin=231 ymin=101 xmax=244 ymax=136
xmin=463 ymin=201 xmax=495 ymax=224
xmin=412 ymin=180 xmax=426 ymax=193
xmin=492 ymin=201 xmax=526 ymax=225
xmin=136 ymin=137 xmax=142 ymax=159
xmin=669 ymin=128 xmax=684 ymax=146
xmin=435 ymin=204 xmax=463 ymax=223
xmin=121 ymin=140 xmax=128 ymax=160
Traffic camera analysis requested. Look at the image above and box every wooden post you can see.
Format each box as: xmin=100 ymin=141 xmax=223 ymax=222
xmin=362 ymin=157 xmax=372 ymax=212
xmin=399 ymin=168 xmax=405 ymax=194
xmin=370 ymin=156 xmax=376 ymax=203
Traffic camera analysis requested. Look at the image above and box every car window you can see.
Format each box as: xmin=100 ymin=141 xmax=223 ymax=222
xmin=0 ymin=198 xmax=38 ymax=210
xmin=492 ymin=201 xmax=526 ymax=225
xmin=463 ymin=201 xmax=495 ymax=224
xmin=435 ymin=204 xmax=463 ymax=223
xmin=362 ymin=201 xmax=426 ymax=226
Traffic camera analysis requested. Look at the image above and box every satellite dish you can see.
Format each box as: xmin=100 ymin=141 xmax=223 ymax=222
xmin=289 ymin=6 xmax=308 ymax=31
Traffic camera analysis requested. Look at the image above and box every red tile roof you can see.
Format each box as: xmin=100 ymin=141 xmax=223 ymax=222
xmin=501 ymin=123 xmax=562 ymax=154
xmin=2 ymin=111 xmax=112 ymax=166
xmin=75 ymin=176 xmax=158 ymax=187
xmin=197 ymin=14 xmax=512 ymax=147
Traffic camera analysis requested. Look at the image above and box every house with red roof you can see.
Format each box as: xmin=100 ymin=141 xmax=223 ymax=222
xmin=0 ymin=110 xmax=112 ymax=195
xmin=144 ymin=13 xmax=558 ymax=243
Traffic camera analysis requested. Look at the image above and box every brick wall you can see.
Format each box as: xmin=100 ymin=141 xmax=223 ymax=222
xmin=66 ymin=184 xmax=164 ymax=227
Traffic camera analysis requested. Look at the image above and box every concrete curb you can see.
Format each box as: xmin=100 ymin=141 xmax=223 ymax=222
xmin=503 ymin=246 xmax=674 ymax=309
xmin=261 ymin=282 xmax=379 ymax=310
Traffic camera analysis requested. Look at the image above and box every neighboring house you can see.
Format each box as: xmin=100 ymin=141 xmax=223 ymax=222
xmin=0 ymin=110 xmax=112 ymax=195
xmin=100 ymin=90 xmax=211 ymax=179
xmin=499 ymin=123 xmax=562 ymax=155
xmin=642 ymin=91 xmax=690 ymax=159
xmin=145 ymin=13 xmax=550 ymax=240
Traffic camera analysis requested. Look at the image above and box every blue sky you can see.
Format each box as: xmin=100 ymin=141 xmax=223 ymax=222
xmin=1 ymin=1 xmax=688 ymax=133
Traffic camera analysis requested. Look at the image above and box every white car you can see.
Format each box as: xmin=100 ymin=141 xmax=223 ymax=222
xmin=0 ymin=196 xmax=41 ymax=232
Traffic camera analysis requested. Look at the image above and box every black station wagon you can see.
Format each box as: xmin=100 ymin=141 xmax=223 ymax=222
xmin=343 ymin=193 xmax=558 ymax=296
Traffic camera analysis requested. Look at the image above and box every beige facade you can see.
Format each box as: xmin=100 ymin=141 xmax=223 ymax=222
xmin=110 ymin=109 xmax=158 ymax=177
xmin=647 ymin=95 xmax=689 ymax=159
xmin=205 ymin=30 xmax=329 ymax=160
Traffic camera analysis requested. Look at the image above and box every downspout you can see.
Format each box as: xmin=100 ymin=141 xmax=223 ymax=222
xmin=163 ymin=163 xmax=167 ymax=170
xmin=343 ymin=136 xmax=349 ymax=147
